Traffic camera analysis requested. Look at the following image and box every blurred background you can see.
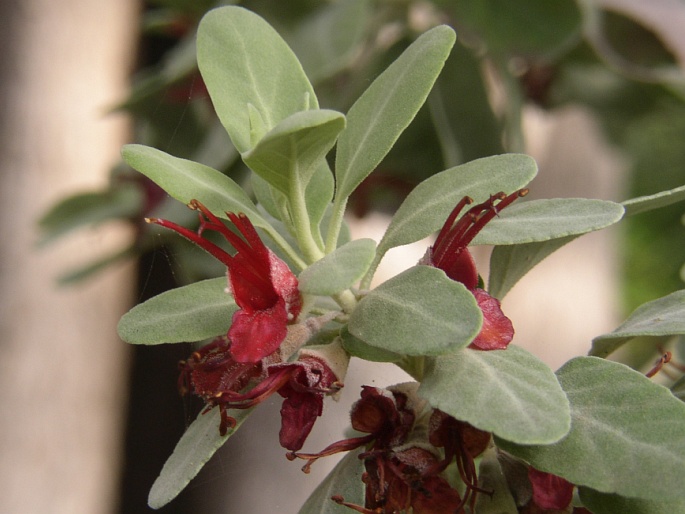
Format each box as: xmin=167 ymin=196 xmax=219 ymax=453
xmin=1 ymin=0 xmax=684 ymax=513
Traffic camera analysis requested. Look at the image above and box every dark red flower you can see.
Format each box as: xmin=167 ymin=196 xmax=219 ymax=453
xmin=290 ymin=384 xmax=483 ymax=513
xmin=527 ymin=467 xmax=574 ymax=511
xmin=179 ymin=336 xmax=345 ymax=450
xmin=422 ymin=190 xmax=528 ymax=350
xmin=148 ymin=200 xmax=302 ymax=363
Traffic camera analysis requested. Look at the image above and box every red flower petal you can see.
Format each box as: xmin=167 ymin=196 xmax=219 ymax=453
xmin=469 ymin=289 xmax=514 ymax=351
xmin=528 ymin=467 xmax=574 ymax=510
xmin=228 ymin=299 xmax=288 ymax=363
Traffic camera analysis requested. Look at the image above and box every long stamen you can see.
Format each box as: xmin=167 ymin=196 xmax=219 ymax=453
xmin=458 ymin=189 xmax=528 ymax=249
xmin=434 ymin=196 xmax=473 ymax=256
xmin=146 ymin=217 xmax=234 ymax=266
xmin=287 ymin=434 xmax=375 ymax=473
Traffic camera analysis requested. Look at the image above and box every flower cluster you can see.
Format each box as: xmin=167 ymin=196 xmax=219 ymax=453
xmin=290 ymin=383 xmax=491 ymax=513
xmin=149 ymin=202 xmax=345 ymax=451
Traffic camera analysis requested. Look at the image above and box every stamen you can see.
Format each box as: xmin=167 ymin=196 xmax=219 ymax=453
xmin=646 ymin=352 xmax=672 ymax=378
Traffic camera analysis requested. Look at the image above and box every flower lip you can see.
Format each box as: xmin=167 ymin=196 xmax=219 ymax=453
xmin=148 ymin=200 xmax=302 ymax=363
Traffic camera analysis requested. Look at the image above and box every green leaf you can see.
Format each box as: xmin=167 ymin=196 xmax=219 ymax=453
xmin=299 ymin=239 xmax=376 ymax=295
xmin=488 ymin=236 xmax=576 ymax=300
xmin=475 ymin=449 xmax=519 ymax=514
xmin=118 ymin=278 xmax=235 ymax=345
xmin=419 ymin=345 xmax=571 ymax=444
xmin=622 ymin=184 xmax=685 ymax=217
xmin=590 ymin=290 xmax=685 ymax=358
xmin=340 ymin=326 xmax=403 ymax=363
xmin=672 ymin=375 xmax=685 ymax=403
xmin=579 ymin=488 xmax=685 ymax=514
xmin=305 ymin=160 xmax=335 ymax=246
xmin=377 ymin=154 xmax=537 ymax=259
xmin=148 ymin=406 xmax=253 ymax=509
xmin=298 ymin=449 xmax=365 ymax=514
xmin=472 ymin=199 xmax=625 ymax=245
xmin=289 ymin=0 xmax=371 ymax=83
xmin=334 ymin=25 xmax=456 ymax=201
xmin=242 ymin=109 xmax=345 ymax=195
xmin=122 ymin=144 xmax=268 ymax=229
xmin=497 ymin=357 xmax=685 ymax=500
xmin=196 ymin=6 xmax=317 ymax=153
xmin=348 ymin=266 xmax=482 ymax=356
xmin=37 ymin=185 xmax=143 ymax=245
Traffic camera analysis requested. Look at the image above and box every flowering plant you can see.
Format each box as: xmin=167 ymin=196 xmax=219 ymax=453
xmin=117 ymin=6 xmax=685 ymax=513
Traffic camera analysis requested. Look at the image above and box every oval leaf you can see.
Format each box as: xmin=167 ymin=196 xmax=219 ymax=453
xmin=118 ymin=278 xmax=235 ymax=345
xmin=334 ymin=25 xmax=456 ymax=200
xmin=340 ymin=326 xmax=402 ymax=363
xmin=298 ymin=449 xmax=365 ymax=514
xmin=197 ymin=6 xmax=317 ymax=153
xmin=497 ymin=357 xmax=685 ymax=500
xmin=148 ymin=407 xmax=253 ymax=509
xmin=377 ymin=154 xmax=538 ymax=259
xmin=348 ymin=266 xmax=482 ymax=356
xmin=243 ymin=109 xmax=345 ymax=194
xmin=622 ymin=184 xmax=685 ymax=217
xmin=299 ymin=239 xmax=376 ymax=295
xmin=122 ymin=144 xmax=268 ymax=228
xmin=590 ymin=290 xmax=685 ymax=358
xmin=579 ymin=487 xmax=685 ymax=514
xmin=472 ymin=198 xmax=625 ymax=245
xmin=419 ymin=345 xmax=571 ymax=444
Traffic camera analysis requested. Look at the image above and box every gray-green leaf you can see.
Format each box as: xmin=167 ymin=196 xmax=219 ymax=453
xmin=196 ymin=6 xmax=317 ymax=153
xmin=118 ymin=278 xmax=235 ymax=345
xmin=622 ymin=184 xmax=685 ymax=217
xmin=348 ymin=265 xmax=482 ymax=356
xmin=122 ymin=144 xmax=267 ymax=228
xmin=299 ymin=239 xmax=376 ymax=295
xmin=590 ymin=290 xmax=685 ymax=358
xmin=377 ymin=154 xmax=537 ymax=260
xmin=334 ymin=25 xmax=456 ymax=201
xmin=148 ymin=407 xmax=252 ymax=509
xmin=419 ymin=345 xmax=571 ymax=444
xmin=242 ymin=109 xmax=345 ymax=195
xmin=472 ymin=198 xmax=625 ymax=245
xmin=298 ymin=449 xmax=365 ymax=514
xmin=579 ymin=487 xmax=685 ymax=514
xmin=497 ymin=356 xmax=685 ymax=501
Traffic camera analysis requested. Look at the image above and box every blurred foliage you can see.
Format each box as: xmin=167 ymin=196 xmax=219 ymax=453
xmin=39 ymin=0 xmax=685 ymax=313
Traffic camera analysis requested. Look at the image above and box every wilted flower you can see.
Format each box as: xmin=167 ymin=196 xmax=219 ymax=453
xmin=291 ymin=384 xmax=490 ymax=513
xmin=422 ymin=190 xmax=528 ymax=350
xmin=179 ymin=334 xmax=347 ymax=451
xmin=148 ymin=200 xmax=302 ymax=363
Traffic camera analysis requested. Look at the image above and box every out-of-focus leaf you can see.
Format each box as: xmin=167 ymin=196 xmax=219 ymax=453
xmin=38 ymin=185 xmax=143 ymax=246
xmin=622 ymin=184 xmax=685 ymax=216
xmin=579 ymin=487 xmax=685 ymax=514
xmin=590 ymin=290 xmax=685 ymax=357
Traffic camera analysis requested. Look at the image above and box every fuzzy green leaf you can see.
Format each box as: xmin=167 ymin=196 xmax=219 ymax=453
xmin=334 ymin=25 xmax=456 ymax=201
xmin=196 ymin=6 xmax=317 ymax=153
xmin=377 ymin=154 xmax=537 ymax=260
xmin=299 ymin=239 xmax=376 ymax=295
xmin=243 ymin=109 xmax=345 ymax=195
xmin=118 ymin=278 xmax=235 ymax=345
xmin=298 ymin=449 xmax=365 ymax=514
xmin=497 ymin=357 xmax=685 ymax=500
xmin=472 ymin=198 xmax=625 ymax=245
xmin=590 ymin=290 xmax=685 ymax=358
xmin=148 ymin=407 xmax=253 ymax=509
xmin=579 ymin=488 xmax=685 ymax=514
xmin=340 ymin=326 xmax=403 ymax=363
xmin=488 ymin=236 xmax=576 ymax=300
xmin=419 ymin=345 xmax=570 ymax=444
xmin=122 ymin=144 xmax=268 ymax=228
xmin=348 ymin=266 xmax=482 ymax=356
xmin=622 ymin=184 xmax=685 ymax=217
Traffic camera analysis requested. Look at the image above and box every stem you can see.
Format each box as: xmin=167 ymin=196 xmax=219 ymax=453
xmin=324 ymin=194 xmax=348 ymax=254
xmin=290 ymin=169 xmax=325 ymax=264
xmin=262 ymin=225 xmax=307 ymax=271
xmin=333 ymin=289 xmax=357 ymax=314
